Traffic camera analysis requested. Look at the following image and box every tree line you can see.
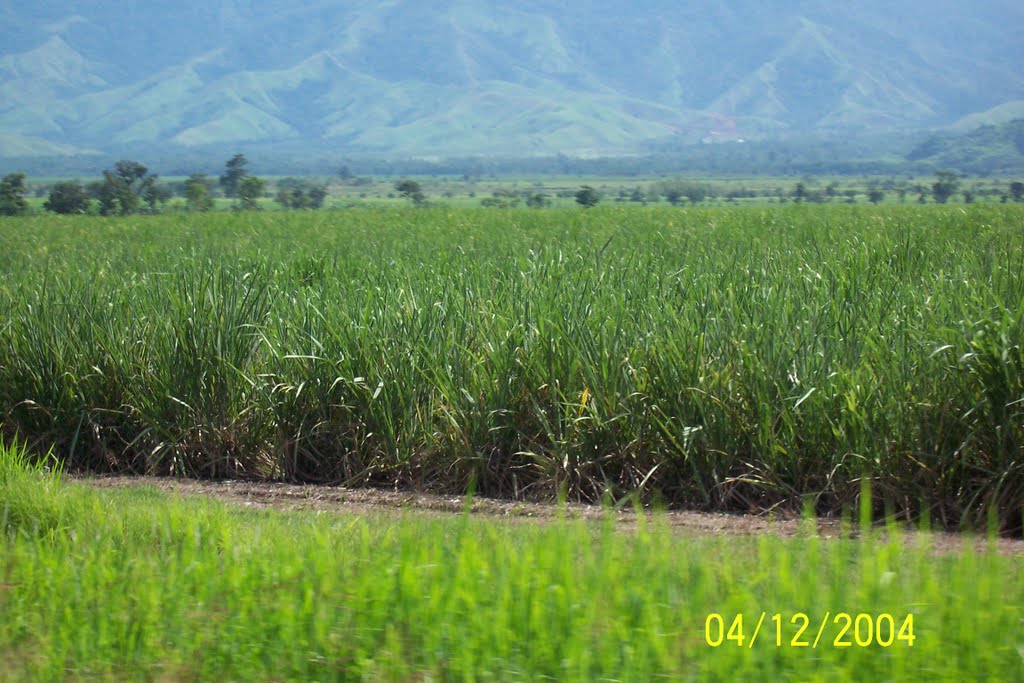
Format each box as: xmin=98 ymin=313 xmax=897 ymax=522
xmin=0 ymin=154 xmax=324 ymax=216
xmin=2 ymin=163 xmax=1024 ymax=216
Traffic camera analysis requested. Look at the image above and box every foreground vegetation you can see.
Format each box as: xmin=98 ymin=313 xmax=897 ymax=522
xmin=1 ymin=205 xmax=1022 ymax=532
xmin=1 ymin=440 xmax=1022 ymax=680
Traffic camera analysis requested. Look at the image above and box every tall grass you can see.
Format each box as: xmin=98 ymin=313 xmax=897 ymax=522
xmin=1 ymin=206 xmax=1022 ymax=529
xmin=1 ymin=439 xmax=1023 ymax=681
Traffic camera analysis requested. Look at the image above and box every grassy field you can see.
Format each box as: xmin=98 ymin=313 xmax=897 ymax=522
xmin=2 ymin=439 xmax=1022 ymax=681
xmin=0 ymin=205 xmax=1022 ymax=532
xmin=2 ymin=204 xmax=1023 ymax=679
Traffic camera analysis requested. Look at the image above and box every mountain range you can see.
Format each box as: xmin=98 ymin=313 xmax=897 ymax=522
xmin=1 ymin=1 xmax=1022 ymax=160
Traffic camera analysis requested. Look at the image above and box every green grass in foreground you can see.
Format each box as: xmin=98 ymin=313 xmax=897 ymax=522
xmin=1 ymin=440 xmax=1022 ymax=681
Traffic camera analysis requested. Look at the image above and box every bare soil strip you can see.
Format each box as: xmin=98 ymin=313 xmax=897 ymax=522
xmin=72 ymin=475 xmax=1024 ymax=556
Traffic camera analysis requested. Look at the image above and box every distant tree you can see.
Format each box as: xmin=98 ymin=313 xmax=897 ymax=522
xmin=219 ymin=154 xmax=249 ymax=198
xmin=655 ymin=179 xmax=710 ymax=206
xmin=867 ymin=187 xmax=885 ymax=204
xmin=93 ymin=160 xmax=156 ymax=215
xmin=395 ymin=179 xmax=426 ymax=205
xmin=664 ymin=187 xmax=684 ymax=206
xmin=44 ymin=181 xmax=91 ymax=214
xmin=89 ymin=180 xmax=117 ymax=215
xmin=629 ymin=188 xmax=647 ymax=204
xmin=394 ymin=179 xmax=420 ymax=196
xmin=684 ymin=184 xmax=708 ymax=205
xmin=113 ymin=159 xmax=148 ymax=183
xmin=235 ymin=176 xmax=265 ymax=210
xmin=338 ymin=165 xmax=353 ymax=183
xmin=792 ymin=182 xmax=808 ymax=203
xmin=480 ymin=188 xmax=521 ymax=208
xmin=1010 ymin=181 xmax=1024 ymax=202
xmin=0 ymin=172 xmax=30 ymax=216
xmin=575 ymin=185 xmax=600 ymax=208
xmin=275 ymin=187 xmax=297 ymax=209
xmin=273 ymin=184 xmax=325 ymax=210
xmin=932 ymin=170 xmax=959 ymax=204
xmin=184 ymin=174 xmax=214 ymax=212
xmin=307 ymin=186 xmax=327 ymax=209
xmin=525 ymin=192 xmax=550 ymax=209
xmin=141 ymin=178 xmax=171 ymax=214
xmin=962 ymin=190 xmax=975 ymax=204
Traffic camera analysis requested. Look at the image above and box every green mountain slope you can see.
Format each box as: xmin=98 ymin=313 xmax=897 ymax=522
xmin=1 ymin=1 xmax=1022 ymax=157
xmin=907 ymin=118 xmax=1024 ymax=173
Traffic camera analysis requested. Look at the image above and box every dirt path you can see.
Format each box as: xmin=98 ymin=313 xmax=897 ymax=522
xmin=73 ymin=474 xmax=1024 ymax=556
